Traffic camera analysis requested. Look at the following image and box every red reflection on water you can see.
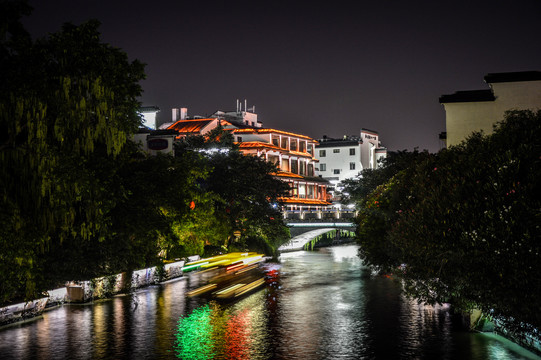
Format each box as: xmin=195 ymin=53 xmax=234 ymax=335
xmin=224 ymin=309 xmax=250 ymax=360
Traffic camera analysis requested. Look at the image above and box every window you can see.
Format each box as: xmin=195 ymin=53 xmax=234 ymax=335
xmin=290 ymin=140 xmax=298 ymax=151
xmin=291 ymin=160 xmax=298 ymax=174
xmin=350 ymin=162 xmax=356 ymax=170
xmin=237 ymin=136 xmax=242 ymax=142
xmin=333 ymin=169 xmax=341 ymax=174
xmin=333 ymin=149 xmax=340 ymax=153
xmin=319 ymin=150 xmax=326 ymax=157
xmin=349 ymin=148 xmax=355 ymax=155
xmin=319 ymin=164 xmax=326 ymax=171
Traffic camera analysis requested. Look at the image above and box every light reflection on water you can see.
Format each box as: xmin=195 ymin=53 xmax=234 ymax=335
xmin=0 ymin=245 xmax=539 ymax=359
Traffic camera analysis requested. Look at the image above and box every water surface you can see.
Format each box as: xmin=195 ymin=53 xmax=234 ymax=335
xmin=0 ymin=245 xmax=538 ymax=359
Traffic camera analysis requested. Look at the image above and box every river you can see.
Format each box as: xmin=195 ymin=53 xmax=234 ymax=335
xmin=0 ymin=245 xmax=539 ymax=359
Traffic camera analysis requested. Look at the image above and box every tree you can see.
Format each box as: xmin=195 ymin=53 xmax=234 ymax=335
xmin=356 ymin=110 xmax=541 ymax=334
xmin=340 ymin=149 xmax=431 ymax=206
xmin=174 ymin=129 xmax=291 ymax=256
xmin=0 ymin=8 xmax=146 ymax=302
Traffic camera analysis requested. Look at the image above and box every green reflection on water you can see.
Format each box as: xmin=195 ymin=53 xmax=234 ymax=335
xmin=175 ymin=291 xmax=268 ymax=360
xmin=175 ymin=303 xmax=215 ymax=360
xmin=175 ymin=301 xmax=253 ymax=360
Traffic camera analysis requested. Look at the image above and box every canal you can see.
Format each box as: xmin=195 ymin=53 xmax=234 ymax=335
xmin=0 ymin=245 xmax=539 ymax=359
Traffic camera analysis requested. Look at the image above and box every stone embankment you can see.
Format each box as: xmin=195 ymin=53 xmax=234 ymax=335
xmin=0 ymin=257 xmax=198 ymax=327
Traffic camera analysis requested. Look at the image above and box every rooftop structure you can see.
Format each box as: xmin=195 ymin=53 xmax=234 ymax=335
xmin=440 ymin=71 xmax=541 ymax=147
xmin=233 ymin=127 xmax=330 ymax=211
xmin=155 ymin=103 xmax=332 ymax=211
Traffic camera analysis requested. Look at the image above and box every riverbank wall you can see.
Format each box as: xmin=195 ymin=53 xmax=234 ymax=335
xmin=0 ymin=258 xmax=193 ymax=327
xmin=470 ymin=311 xmax=541 ymax=356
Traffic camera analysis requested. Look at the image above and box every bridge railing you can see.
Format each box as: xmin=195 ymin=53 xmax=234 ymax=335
xmin=283 ymin=210 xmax=357 ymax=222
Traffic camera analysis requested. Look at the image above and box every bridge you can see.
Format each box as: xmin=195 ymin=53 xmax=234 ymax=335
xmin=278 ymin=215 xmax=357 ymax=253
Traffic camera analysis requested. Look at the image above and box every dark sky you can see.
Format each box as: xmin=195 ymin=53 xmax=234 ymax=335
xmin=22 ymin=0 xmax=541 ymax=152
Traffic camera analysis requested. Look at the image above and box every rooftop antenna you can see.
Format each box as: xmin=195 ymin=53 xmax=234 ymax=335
xmin=244 ymin=99 xmax=247 ymax=113
xmin=236 ymin=99 xmax=239 ymax=113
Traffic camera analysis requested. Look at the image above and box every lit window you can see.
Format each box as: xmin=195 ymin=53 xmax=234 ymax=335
xmin=350 ymin=162 xmax=355 ymax=170
xmin=319 ymin=150 xmax=326 ymax=157
xmin=349 ymin=148 xmax=355 ymax=155
xmin=333 ymin=149 xmax=340 ymax=153
xmin=319 ymin=164 xmax=326 ymax=171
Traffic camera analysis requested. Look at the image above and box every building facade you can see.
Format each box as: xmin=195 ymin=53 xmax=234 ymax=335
xmin=147 ymin=103 xmax=331 ymax=211
xmin=440 ymin=71 xmax=541 ymax=147
xmin=315 ymin=129 xmax=387 ymax=191
xmin=233 ymin=128 xmax=330 ymax=211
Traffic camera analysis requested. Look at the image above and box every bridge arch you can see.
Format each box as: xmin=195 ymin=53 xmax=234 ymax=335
xmin=278 ymin=222 xmax=357 ymax=253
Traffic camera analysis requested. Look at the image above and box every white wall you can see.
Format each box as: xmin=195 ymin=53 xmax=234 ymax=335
xmin=316 ymin=143 xmax=362 ymax=186
xmin=443 ymin=80 xmax=541 ymax=147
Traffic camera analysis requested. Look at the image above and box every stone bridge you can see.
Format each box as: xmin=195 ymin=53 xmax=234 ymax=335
xmin=278 ymin=218 xmax=357 ymax=253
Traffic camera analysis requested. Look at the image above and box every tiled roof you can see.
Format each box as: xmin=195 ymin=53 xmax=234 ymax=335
xmin=166 ymin=119 xmax=233 ymax=135
xmin=361 ymin=128 xmax=379 ymax=135
xmin=234 ymin=128 xmax=316 ymax=141
xmin=167 ymin=119 xmax=215 ymax=134
xmin=237 ymin=141 xmax=282 ymax=151
xmin=139 ymin=106 xmax=160 ymax=113
xmin=316 ymin=140 xmax=359 ymax=148
xmin=288 ymin=150 xmax=313 ymax=158
xmin=439 ymin=89 xmax=495 ymax=104
xmin=272 ymin=172 xmax=328 ymax=183
xmin=277 ymin=197 xmax=331 ymax=205
xmin=272 ymin=171 xmax=304 ymax=179
xmin=484 ymin=71 xmax=541 ymax=83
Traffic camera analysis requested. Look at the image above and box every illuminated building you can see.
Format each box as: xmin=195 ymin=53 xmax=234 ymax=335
xmin=162 ymin=102 xmax=331 ymax=211
xmin=439 ymin=71 xmax=541 ymax=147
xmin=233 ymin=127 xmax=330 ymax=211
xmin=315 ymin=129 xmax=387 ymax=196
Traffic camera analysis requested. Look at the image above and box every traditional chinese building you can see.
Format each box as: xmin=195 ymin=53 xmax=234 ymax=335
xmin=232 ymin=128 xmax=330 ymax=211
xmin=158 ymin=103 xmax=331 ymax=211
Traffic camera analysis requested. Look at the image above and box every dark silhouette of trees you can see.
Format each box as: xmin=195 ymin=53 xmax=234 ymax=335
xmin=354 ymin=110 xmax=541 ymax=333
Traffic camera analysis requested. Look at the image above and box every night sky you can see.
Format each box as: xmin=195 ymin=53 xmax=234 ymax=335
xmin=22 ymin=0 xmax=541 ymax=152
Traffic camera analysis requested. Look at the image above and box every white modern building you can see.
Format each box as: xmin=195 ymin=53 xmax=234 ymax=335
xmin=440 ymin=71 xmax=541 ymax=147
xmin=315 ymin=129 xmax=387 ymax=191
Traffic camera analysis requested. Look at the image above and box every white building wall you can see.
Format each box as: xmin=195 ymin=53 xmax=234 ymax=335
xmin=316 ymin=143 xmax=362 ymax=186
xmin=360 ymin=130 xmax=381 ymax=170
xmin=443 ymin=77 xmax=541 ymax=147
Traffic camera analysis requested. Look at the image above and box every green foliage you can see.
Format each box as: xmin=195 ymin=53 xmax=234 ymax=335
xmin=0 ymin=7 xmax=290 ymax=305
xmin=355 ymin=110 xmax=541 ymax=334
xmin=0 ymin=10 xmax=145 ymax=302
xmin=340 ymin=149 xmax=431 ymax=206
xmin=174 ymin=130 xmax=290 ymax=256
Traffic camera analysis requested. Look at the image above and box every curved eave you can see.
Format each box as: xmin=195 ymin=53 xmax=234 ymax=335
xmin=234 ymin=128 xmax=317 ymax=142
xmin=272 ymin=171 xmax=304 ymax=179
xmin=277 ymin=198 xmax=332 ymax=206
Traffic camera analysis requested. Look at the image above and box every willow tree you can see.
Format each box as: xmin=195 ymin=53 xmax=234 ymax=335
xmin=0 ymin=7 xmax=145 ymax=303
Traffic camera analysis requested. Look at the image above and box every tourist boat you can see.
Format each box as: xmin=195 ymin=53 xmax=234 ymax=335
xmin=185 ymin=253 xmax=268 ymax=300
